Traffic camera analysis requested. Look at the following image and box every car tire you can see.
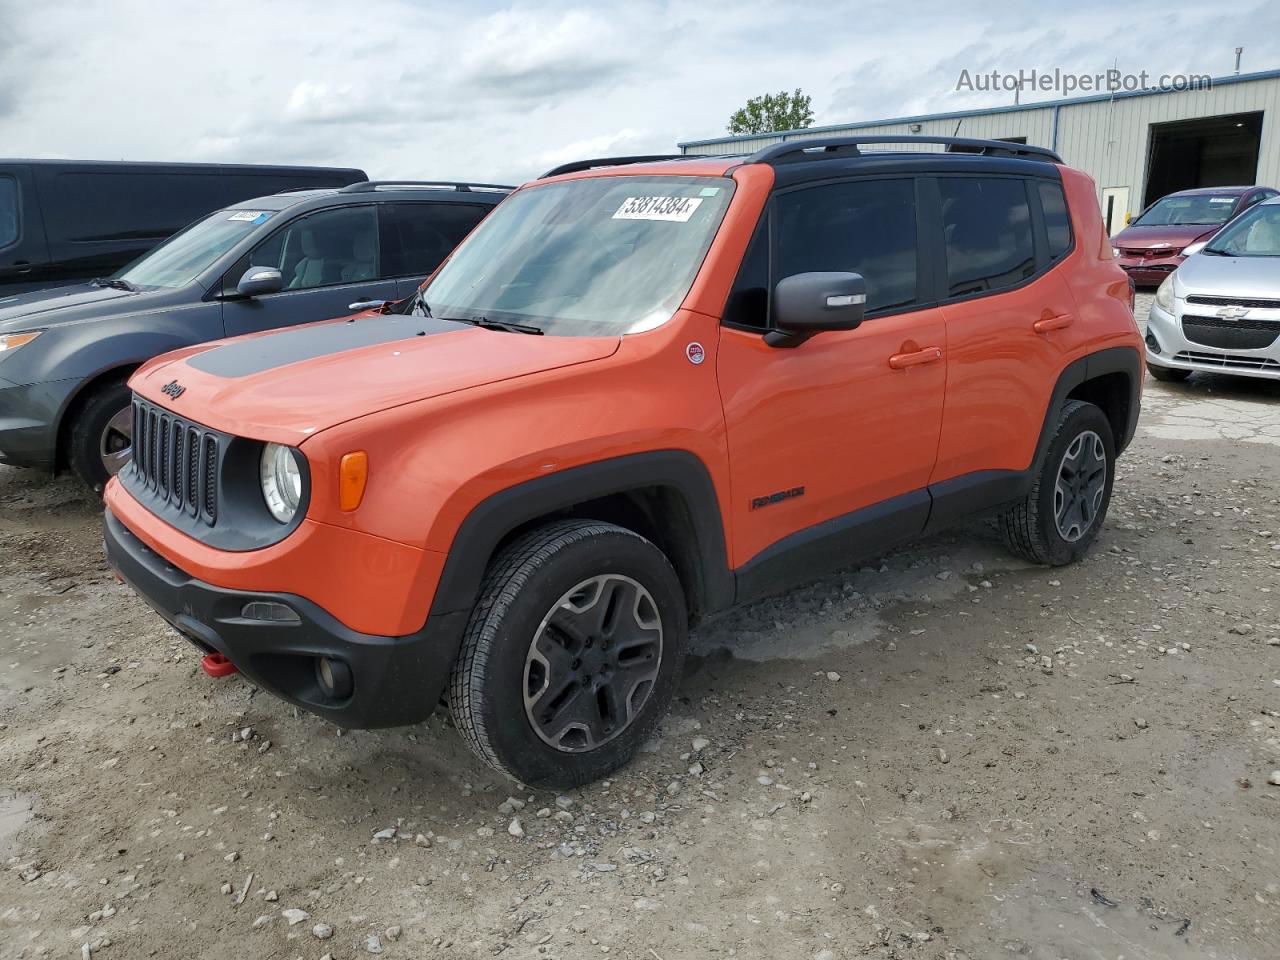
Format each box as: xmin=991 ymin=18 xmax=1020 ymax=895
xmin=449 ymin=519 xmax=687 ymax=788
xmin=1146 ymin=362 xmax=1191 ymax=383
xmin=68 ymin=378 xmax=133 ymax=494
xmin=1000 ymin=399 xmax=1115 ymax=567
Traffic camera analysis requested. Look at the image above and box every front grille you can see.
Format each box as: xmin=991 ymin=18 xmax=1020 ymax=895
xmin=129 ymin=396 xmax=219 ymax=524
xmin=1181 ymin=314 xmax=1279 ymax=351
xmin=1174 ymin=350 xmax=1280 ymax=372
xmin=1186 ymin=294 xmax=1280 ymax=309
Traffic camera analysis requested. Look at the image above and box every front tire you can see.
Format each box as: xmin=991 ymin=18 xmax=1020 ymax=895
xmin=1000 ymin=400 xmax=1115 ymax=566
xmin=1146 ymin=362 xmax=1191 ymax=383
xmin=68 ymin=379 xmax=133 ymax=494
xmin=449 ymin=520 xmax=688 ymax=788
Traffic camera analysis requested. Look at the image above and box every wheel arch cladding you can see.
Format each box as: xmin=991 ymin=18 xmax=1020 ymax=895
xmin=427 ymin=450 xmax=734 ymax=627
xmin=1039 ymin=347 xmax=1141 ymax=467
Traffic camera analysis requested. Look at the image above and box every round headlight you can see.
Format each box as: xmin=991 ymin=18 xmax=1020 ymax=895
xmin=260 ymin=443 xmax=302 ymax=524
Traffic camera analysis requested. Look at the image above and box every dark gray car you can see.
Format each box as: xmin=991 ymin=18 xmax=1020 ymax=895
xmin=0 ymin=180 xmax=509 ymax=489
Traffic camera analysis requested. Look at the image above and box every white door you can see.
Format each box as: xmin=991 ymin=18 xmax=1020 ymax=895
xmin=1100 ymin=187 xmax=1130 ymax=236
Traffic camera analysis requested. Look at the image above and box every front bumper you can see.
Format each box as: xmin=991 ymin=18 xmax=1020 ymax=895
xmin=1145 ymin=300 xmax=1280 ymax=381
xmin=0 ymin=376 xmax=79 ymax=469
xmin=104 ymin=507 xmax=467 ymax=728
xmin=1116 ymin=253 xmax=1184 ymax=287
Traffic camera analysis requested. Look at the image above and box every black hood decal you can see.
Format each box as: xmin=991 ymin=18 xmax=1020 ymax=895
xmin=187 ymin=315 xmax=460 ymax=378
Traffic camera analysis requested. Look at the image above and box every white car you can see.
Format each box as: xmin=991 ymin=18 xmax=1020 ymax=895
xmin=1145 ymin=196 xmax=1280 ymax=383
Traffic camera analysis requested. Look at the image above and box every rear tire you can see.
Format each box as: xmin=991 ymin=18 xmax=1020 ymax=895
xmin=1000 ymin=400 xmax=1115 ymax=566
xmin=68 ymin=379 xmax=133 ymax=495
xmin=449 ymin=520 xmax=687 ymax=788
xmin=1146 ymin=362 xmax=1191 ymax=383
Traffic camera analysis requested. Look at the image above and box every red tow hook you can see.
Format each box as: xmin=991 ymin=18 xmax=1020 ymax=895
xmin=201 ymin=653 xmax=239 ymax=678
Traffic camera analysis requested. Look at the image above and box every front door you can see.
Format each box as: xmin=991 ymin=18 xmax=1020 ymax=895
xmin=220 ymin=204 xmax=399 ymax=337
xmin=717 ymin=176 xmax=946 ymax=571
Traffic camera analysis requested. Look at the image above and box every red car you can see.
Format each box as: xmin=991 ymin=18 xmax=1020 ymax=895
xmin=1112 ymin=185 xmax=1278 ymax=286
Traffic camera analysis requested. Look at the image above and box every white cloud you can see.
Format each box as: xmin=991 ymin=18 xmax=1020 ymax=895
xmin=2 ymin=0 xmax=1278 ymax=185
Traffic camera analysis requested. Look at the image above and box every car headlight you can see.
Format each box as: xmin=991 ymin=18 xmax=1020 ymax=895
xmin=1155 ymin=275 xmax=1176 ymax=313
xmin=0 ymin=331 xmax=41 ymax=354
xmin=260 ymin=443 xmax=303 ymax=524
xmin=1111 ymin=246 xmax=1120 ymax=258
xmin=1181 ymin=240 xmax=1207 ymax=257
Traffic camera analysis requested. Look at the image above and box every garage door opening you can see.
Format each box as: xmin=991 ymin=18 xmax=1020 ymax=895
xmin=1143 ymin=111 xmax=1263 ymax=208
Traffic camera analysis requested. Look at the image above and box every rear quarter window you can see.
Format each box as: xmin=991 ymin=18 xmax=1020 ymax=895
xmin=939 ymin=177 xmax=1035 ymax=296
xmin=1037 ymin=181 xmax=1073 ymax=260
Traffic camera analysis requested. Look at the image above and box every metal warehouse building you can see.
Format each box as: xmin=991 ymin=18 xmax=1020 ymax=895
xmin=679 ymin=68 xmax=1280 ymax=236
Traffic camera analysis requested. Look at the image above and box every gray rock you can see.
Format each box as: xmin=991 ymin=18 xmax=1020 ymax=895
xmin=282 ymin=908 xmax=309 ymax=926
xmin=366 ymin=933 xmax=384 ymax=954
xmin=313 ymin=923 xmax=334 ymax=940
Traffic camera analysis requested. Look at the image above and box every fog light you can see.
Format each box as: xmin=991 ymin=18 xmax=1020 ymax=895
xmin=316 ymin=657 xmax=353 ymax=699
xmin=1145 ymin=331 xmax=1161 ymax=355
xmin=241 ymin=601 xmax=300 ymax=623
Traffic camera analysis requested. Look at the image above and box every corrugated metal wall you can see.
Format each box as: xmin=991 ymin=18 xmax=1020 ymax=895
xmin=681 ymin=76 xmax=1280 ymax=222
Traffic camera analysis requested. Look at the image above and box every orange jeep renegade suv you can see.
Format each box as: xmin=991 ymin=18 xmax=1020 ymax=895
xmin=104 ymin=137 xmax=1143 ymax=788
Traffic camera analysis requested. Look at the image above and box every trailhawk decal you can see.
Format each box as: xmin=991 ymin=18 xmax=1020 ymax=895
xmin=612 ymin=196 xmax=703 ymax=222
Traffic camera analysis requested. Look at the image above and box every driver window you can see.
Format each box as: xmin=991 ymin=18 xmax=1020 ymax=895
xmin=244 ymin=206 xmax=379 ymax=291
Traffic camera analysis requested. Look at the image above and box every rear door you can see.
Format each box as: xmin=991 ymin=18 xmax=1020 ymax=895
xmin=220 ymin=204 xmax=399 ymax=337
xmin=378 ymin=201 xmax=494 ymax=299
xmin=930 ymin=175 xmax=1079 ymax=486
xmin=0 ymin=164 xmax=53 ymax=294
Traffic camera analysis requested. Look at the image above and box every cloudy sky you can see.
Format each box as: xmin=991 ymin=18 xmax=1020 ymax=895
xmin=3 ymin=0 xmax=1279 ymax=185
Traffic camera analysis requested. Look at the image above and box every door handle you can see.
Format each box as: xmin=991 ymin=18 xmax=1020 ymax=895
xmin=11 ymin=260 xmax=32 ymax=275
xmin=888 ymin=346 xmax=943 ymax=369
xmin=1033 ymin=313 xmax=1074 ymax=333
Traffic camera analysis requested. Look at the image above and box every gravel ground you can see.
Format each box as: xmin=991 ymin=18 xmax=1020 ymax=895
xmin=2 ymin=295 xmax=1279 ymax=960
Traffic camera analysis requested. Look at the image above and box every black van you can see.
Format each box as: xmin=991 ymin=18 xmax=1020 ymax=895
xmin=0 ymin=160 xmax=367 ymax=295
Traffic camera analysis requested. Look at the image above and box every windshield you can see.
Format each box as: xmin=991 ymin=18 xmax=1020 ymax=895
xmin=113 ymin=208 xmax=274 ymax=289
xmin=415 ymin=175 xmax=734 ymax=336
xmin=1204 ymin=203 xmax=1280 ymax=257
xmin=1133 ymin=193 xmax=1239 ymax=227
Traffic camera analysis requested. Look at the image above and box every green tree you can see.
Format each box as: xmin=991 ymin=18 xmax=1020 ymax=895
xmin=727 ymin=89 xmax=814 ymax=136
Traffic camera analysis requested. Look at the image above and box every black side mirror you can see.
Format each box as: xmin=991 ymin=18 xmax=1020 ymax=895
xmin=766 ymin=272 xmax=866 ymax=348
xmin=236 ymin=267 xmax=283 ymax=298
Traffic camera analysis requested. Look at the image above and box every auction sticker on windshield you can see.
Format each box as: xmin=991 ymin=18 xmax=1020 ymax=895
xmin=227 ymin=211 xmax=271 ymax=223
xmin=613 ymin=196 xmax=703 ymax=222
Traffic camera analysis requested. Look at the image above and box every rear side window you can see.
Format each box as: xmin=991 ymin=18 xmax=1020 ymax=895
xmin=775 ymin=178 xmax=917 ymax=312
xmin=379 ymin=202 xmax=490 ymax=278
xmin=939 ymin=177 xmax=1034 ymax=296
xmin=0 ymin=176 xmax=18 ymax=247
xmin=1038 ymin=182 xmax=1072 ymax=261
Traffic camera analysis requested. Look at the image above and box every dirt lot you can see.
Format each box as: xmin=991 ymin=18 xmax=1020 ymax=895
xmin=3 ymin=297 xmax=1279 ymax=960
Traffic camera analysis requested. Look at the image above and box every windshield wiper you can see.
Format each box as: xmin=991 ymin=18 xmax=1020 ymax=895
xmin=444 ymin=315 xmax=544 ymax=336
xmin=92 ymin=277 xmax=137 ymax=291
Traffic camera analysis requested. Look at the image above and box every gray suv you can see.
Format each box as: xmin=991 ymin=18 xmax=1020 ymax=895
xmin=0 ymin=180 xmax=509 ymax=489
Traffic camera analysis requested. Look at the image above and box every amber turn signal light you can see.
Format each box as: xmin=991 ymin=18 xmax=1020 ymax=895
xmin=339 ymin=451 xmax=368 ymax=511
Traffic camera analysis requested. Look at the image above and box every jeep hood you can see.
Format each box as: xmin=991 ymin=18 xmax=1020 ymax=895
xmin=131 ymin=314 xmax=621 ymax=442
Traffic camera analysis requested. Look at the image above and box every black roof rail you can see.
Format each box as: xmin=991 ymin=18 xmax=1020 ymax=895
xmin=338 ymin=180 xmax=514 ymax=193
xmin=539 ymin=154 xmax=698 ymax=179
xmin=748 ymin=136 xmax=1062 ymax=165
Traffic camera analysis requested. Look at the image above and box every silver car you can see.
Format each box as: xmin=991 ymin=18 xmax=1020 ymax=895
xmin=1145 ymin=196 xmax=1280 ymax=382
